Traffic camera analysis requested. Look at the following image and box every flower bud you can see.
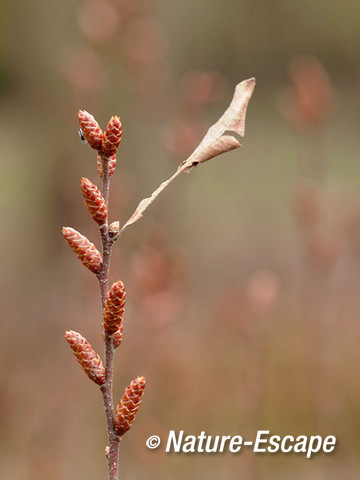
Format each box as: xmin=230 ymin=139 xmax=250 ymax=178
xmin=102 ymin=324 xmax=123 ymax=348
xmin=78 ymin=110 xmax=103 ymax=150
xmin=102 ymin=116 xmax=122 ymax=157
xmin=65 ymin=330 xmax=105 ymax=385
xmin=112 ymin=325 xmax=123 ymax=348
xmin=80 ymin=177 xmax=107 ymax=226
xmin=62 ymin=227 xmax=102 ymax=274
xmin=103 ymin=281 xmax=126 ymax=334
xmin=114 ymin=376 xmax=146 ymax=436
xmin=109 ymin=221 xmax=120 ymax=239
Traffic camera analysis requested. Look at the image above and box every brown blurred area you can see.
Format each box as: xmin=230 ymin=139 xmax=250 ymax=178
xmin=1 ymin=0 xmax=360 ymax=478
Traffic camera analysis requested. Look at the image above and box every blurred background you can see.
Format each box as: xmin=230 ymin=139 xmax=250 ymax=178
xmin=2 ymin=0 xmax=360 ymax=478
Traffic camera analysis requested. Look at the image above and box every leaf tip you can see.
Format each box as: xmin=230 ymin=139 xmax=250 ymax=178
xmin=239 ymin=77 xmax=256 ymax=89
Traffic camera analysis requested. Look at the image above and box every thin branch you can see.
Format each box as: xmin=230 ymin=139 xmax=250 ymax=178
xmin=100 ymin=334 xmax=120 ymax=480
xmin=67 ymin=78 xmax=255 ymax=480
xmin=97 ymin=153 xmax=120 ymax=480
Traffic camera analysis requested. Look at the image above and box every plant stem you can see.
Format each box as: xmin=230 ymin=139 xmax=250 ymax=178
xmin=97 ymin=153 xmax=120 ymax=480
xmin=100 ymin=335 xmax=120 ymax=480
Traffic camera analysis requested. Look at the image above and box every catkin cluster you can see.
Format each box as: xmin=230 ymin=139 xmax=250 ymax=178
xmin=63 ymin=110 xmax=146 ymax=439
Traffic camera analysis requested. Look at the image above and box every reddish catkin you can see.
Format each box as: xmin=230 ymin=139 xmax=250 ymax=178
xmin=80 ymin=177 xmax=107 ymax=226
xmin=114 ymin=376 xmax=146 ymax=436
xmin=113 ymin=325 xmax=123 ymax=348
xmin=65 ymin=330 xmax=105 ymax=385
xmin=102 ymin=116 xmax=122 ymax=157
xmin=62 ymin=227 xmax=102 ymax=274
xmin=102 ymin=324 xmax=123 ymax=348
xmin=97 ymin=154 xmax=117 ymax=178
xmin=78 ymin=110 xmax=103 ymax=150
xmin=103 ymin=280 xmax=126 ymax=334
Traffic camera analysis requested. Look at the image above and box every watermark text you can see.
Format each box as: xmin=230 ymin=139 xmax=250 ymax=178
xmin=145 ymin=430 xmax=336 ymax=459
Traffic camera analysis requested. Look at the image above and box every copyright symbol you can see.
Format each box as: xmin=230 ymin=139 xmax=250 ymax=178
xmin=146 ymin=435 xmax=161 ymax=449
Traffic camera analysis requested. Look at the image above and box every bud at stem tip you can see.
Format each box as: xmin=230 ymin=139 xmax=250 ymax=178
xmin=102 ymin=116 xmax=122 ymax=157
xmin=78 ymin=110 xmax=103 ymax=150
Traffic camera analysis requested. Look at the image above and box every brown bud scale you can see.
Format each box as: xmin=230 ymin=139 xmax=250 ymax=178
xmin=109 ymin=221 xmax=120 ymax=240
xmin=103 ymin=281 xmax=126 ymax=334
xmin=114 ymin=376 xmax=146 ymax=436
xmin=62 ymin=227 xmax=102 ymax=274
xmin=80 ymin=177 xmax=107 ymax=225
xmin=65 ymin=330 xmax=105 ymax=385
xmin=102 ymin=116 xmax=122 ymax=157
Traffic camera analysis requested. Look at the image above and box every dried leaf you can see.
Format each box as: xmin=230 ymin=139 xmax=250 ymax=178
xmin=193 ymin=77 xmax=255 ymax=155
xmin=120 ymin=78 xmax=255 ymax=234
xmin=182 ymin=135 xmax=241 ymax=172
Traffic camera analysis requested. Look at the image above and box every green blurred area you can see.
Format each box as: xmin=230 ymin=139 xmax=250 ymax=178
xmin=1 ymin=1 xmax=360 ymax=479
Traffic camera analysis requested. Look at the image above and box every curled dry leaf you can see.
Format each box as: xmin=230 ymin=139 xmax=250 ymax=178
xmin=181 ymin=135 xmax=241 ymax=172
xmin=193 ymin=77 xmax=255 ymax=151
xmin=121 ymin=77 xmax=255 ymax=232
